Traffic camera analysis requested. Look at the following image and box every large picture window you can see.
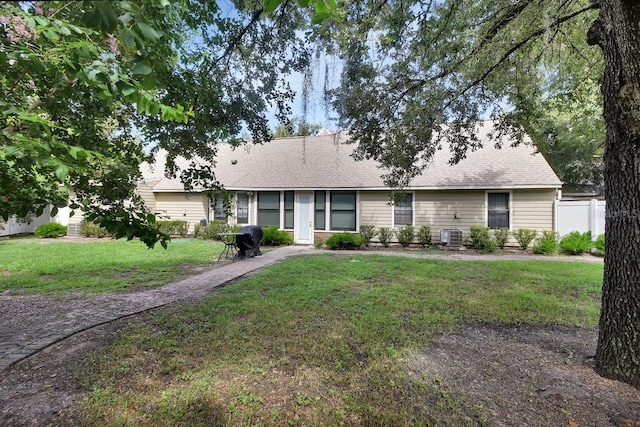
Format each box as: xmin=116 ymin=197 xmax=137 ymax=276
xmin=258 ymin=192 xmax=280 ymax=227
xmin=394 ymin=193 xmax=413 ymax=226
xmin=284 ymin=191 xmax=294 ymax=229
xmin=330 ymin=191 xmax=356 ymax=231
xmin=315 ymin=191 xmax=326 ymax=230
xmin=236 ymin=193 xmax=249 ymax=224
xmin=488 ymin=192 xmax=509 ymax=228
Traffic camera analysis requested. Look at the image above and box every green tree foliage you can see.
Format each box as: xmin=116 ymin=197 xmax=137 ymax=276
xmin=273 ymin=117 xmax=322 ymax=137
xmin=0 ymin=1 xmax=192 ymax=247
xmin=321 ymin=0 xmax=601 ymax=189
xmin=1 ymin=1 xmax=311 ymax=248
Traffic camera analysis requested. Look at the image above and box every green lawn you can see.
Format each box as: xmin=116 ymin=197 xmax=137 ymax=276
xmin=0 ymin=238 xmax=224 ymax=293
xmin=77 ymin=254 xmax=603 ymax=426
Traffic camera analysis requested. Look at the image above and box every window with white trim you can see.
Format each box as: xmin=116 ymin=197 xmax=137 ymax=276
xmin=330 ymin=191 xmax=356 ymax=231
xmin=284 ymin=191 xmax=294 ymax=229
xmin=487 ymin=192 xmax=509 ymax=228
xmin=394 ymin=193 xmax=413 ymax=226
xmin=214 ymin=196 xmax=226 ymax=221
xmin=315 ymin=191 xmax=326 ymax=230
xmin=258 ymin=192 xmax=280 ymax=226
xmin=236 ymin=193 xmax=249 ymax=224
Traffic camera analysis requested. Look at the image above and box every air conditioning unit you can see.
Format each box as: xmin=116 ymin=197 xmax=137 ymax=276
xmin=66 ymin=223 xmax=82 ymax=238
xmin=440 ymin=229 xmax=463 ymax=247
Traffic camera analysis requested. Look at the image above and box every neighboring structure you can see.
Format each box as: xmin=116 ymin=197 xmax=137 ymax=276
xmin=140 ymin=121 xmax=562 ymax=245
xmin=0 ymin=206 xmax=68 ymax=238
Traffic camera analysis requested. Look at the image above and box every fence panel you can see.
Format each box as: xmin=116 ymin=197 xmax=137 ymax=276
xmin=556 ymin=199 xmax=605 ymax=237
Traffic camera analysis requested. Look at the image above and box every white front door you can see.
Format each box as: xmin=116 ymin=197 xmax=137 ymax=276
xmin=295 ymin=192 xmax=313 ymax=244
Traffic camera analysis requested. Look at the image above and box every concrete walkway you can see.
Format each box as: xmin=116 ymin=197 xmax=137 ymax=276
xmin=0 ymin=245 xmax=602 ymax=372
xmin=0 ymin=245 xmax=314 ymax=372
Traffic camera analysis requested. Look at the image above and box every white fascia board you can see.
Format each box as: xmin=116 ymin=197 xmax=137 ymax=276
xmin=153 ymin=184 xmax=562 ymax=193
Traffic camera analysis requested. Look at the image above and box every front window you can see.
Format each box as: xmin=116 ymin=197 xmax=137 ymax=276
xmin=394 ymin=193 xmax=413 ymax=226
xmin=284 ymin=191 xmax=294 ymax=229
xmin=258 ymin=192 xmax=280 ymax=227
xmin=488 ymin=193 xmax=509 ymax=228
xmin=315 ymin=191 xmax=326 ymax=230
xmin=236 ymin=193 xmax=249 ymax=224
xmin=330 ymin=191 xmax=356 ymax=231
xmin=214 ymin=196 xmax=226 ymax=221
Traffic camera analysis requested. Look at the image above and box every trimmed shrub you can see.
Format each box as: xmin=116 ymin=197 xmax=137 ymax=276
xmin=157 ymin=220 xmax=189 ymax=237
xmin=513 ymin=228 xmax=537 ymax=250
xmin=192 ymin=220 xmax=232 ymax=240
xmin=325 ymin=232 xmax=364 ymax=250
xmin=469 ymin=225 xmax=488 ymax=249
xmin=378 ymin=227 xmax=394 ymax=247
xmin=469 ymin=225 xmax=495 ymax=252
xmin=359 ymin=225 xmax=377 ymax=247
xmin=560 ymin=231 xmax=593 ymax=255
xmin=397 ymin=226 xmax=415 ymax=247
xmin=80 ymin=222 xmax=109 ymax=238
xmin=417 ymin=225 xmax=432 ymax=248
xmin=34 ymin=222 xmax=67 ymax=238
xmin=533 ymin=230 xmax=559 ymax=255
xmin=493 ymin=227 xmax=510 ymax=249
xmin=594 ymin=233 xmax=605 ymax=256
xmin=193 ymin=223 xmax=204 ymax=239
xmin=261 ymin=226 xmax=293 ymax=246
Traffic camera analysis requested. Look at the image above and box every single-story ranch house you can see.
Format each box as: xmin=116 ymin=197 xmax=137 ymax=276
xmin=132 ymin=121 xmax=562 ymax=245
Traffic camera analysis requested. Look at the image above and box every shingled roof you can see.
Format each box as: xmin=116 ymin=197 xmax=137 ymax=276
xmin=148 ymin=121 xmax=561 ymax=192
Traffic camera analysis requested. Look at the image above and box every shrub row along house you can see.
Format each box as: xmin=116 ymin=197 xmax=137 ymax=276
xmin=131 ymin=121 xmax=562 ymax=245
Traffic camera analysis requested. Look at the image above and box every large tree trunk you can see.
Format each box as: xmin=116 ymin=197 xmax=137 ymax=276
xmin=588 ymin=0 xmax=640 ymax=387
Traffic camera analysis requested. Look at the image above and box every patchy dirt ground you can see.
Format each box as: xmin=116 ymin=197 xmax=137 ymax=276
xmin=410 ymin=325 xmax=640 ymax=427
xmin=1 ymin=318 xmax=638 ymax=427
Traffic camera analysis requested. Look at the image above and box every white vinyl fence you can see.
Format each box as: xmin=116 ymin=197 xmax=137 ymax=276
xmin=0 ymin=206 xmax=70 ymax=237
xmin=555 ymin=199 xmax=605 ymax=238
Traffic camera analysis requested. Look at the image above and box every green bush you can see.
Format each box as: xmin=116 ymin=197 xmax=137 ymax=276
xmin=417 ymin=225 xmax=432 ymax=248
xmin=396 ymin=226 xmax=415 ymax=247
xmin=157 ymin=220 xmax=189 ymax=237
xmin=80 ymin=222 xmax=109 ymax=238
xmin=261 ymin=226 xmax=293 ymax=246
xmin=34 ymin=222 xmax=67 ymax=238
xmin=324 ymin=232 xmax=363 ymax=250
xmin=314 ymin=239 xmax=325 ymax=249
xmin=594 ymin=234 xmax=605 ymax=256
xmin=513 ymin=228 xmax=537 ymax=250
xmin=469 ymin=225 xmax=495 ymax=252
xmin=199 ymin=219 xmax=231 ymax=240
xmin=359 ymin=225 xmax=377 ymax=247
xmin=469 ymin=225 xmax=488 ymax=249
xmin=193 ymin=223 xmax=204 ymax=239
xmin=378 ymin=227 xmax=394 ymax=247
xmin=560 ymin=231 xmax=593 ymax=255
xmin=493 ymin=227 xmax=510 ymax=249
xmin=532 ymin=230 xmax=559 ymax=255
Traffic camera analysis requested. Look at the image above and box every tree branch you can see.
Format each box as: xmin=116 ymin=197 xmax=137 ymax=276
xmin=209 ymin=7 xmax=264 ymax=71
xmin=446 ymin=3 xmax=600 ymax=110
xmin=479 ymin=0 xmax=535 ymax=52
